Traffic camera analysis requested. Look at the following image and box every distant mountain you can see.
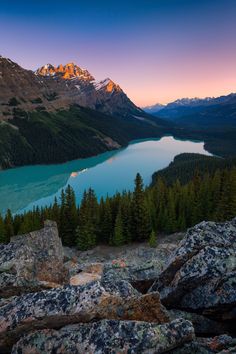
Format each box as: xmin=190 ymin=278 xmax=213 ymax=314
xmin=143 ymin=103 xmax=165 ymax=114
xmin=148 ymin=93 xmax=236 ymax=129
xmin=0 ymin=56 xmax=172 ymax=169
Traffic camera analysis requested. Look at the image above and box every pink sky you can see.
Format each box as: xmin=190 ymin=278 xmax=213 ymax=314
xmin=1 ymin=0 xmax=236 ymax=106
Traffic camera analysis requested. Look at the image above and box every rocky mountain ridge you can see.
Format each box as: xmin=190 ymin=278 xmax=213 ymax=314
xmin=0 ymin=55 xmax=143 ymax=120
xmin=0 ymin=218 xmax=236 ymax=353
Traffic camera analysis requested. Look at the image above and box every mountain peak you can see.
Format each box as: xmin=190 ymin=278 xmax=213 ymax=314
xmin=93 ymin=78 xmax=122 ymax=93
xmin=35 ymin=62 xmax=94 ymax=81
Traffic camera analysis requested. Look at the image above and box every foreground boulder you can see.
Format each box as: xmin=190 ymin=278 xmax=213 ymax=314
xmin=12 ymin=318 xmax=194 ymax=354
xmin=150 ymin=218 xmax=236 ymax=319
xmin=0 ymin=221 xmax=69 ymax=297
xmin=0 ymin=281 xmax=169 ymax=351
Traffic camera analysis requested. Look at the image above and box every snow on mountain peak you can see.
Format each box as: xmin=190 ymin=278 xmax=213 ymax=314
xmin=93 ymin=78 xmax=122 ymax=93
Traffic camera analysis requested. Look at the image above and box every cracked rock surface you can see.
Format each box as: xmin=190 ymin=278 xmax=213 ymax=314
xmin=150 ymin=218 xmax=236 ymax=319
xmin=11 ymin=318 xmax=194 ymax=354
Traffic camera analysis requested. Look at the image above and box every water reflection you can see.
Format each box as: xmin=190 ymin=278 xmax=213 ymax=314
xmin=0 ymin=150 xmax=118 ymax=214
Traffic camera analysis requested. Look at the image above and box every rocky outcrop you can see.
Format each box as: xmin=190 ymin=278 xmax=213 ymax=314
xmin=1 ymin=219 xmax=236 ymax=353
xmin=0 ymin=220 xmax=68 ymax=297
xmin=0 ymin=281 xmax=169 ymax=351
xmin=150 ymin=218 xmax=236 ymax=320
xmin=11 ymin=318 xmax=194 ymax=354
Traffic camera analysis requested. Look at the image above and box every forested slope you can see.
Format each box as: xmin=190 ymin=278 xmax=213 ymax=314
xmin=152 ymin=153 xmax=236 ymax=185
xmin=0 ymin=105 xmax=170 ymax=169
xmin=1 ymin=163 xmax=235 ymax=248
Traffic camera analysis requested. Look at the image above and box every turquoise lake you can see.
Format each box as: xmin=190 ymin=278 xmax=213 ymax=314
xmin=0 ymin=136 xmax=211 ymax=215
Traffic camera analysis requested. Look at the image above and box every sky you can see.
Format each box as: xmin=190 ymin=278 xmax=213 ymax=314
xmin=1 ymin=0 xmax=236 ymax=106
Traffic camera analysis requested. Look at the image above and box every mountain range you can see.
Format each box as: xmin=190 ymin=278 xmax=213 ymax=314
xmin=0 ymin=56 xmax=171 ymax=169
xmin=1 ymin=55 xmax=236 ymax=169
xmin=143 ymin=94 xmax=236 ymax=129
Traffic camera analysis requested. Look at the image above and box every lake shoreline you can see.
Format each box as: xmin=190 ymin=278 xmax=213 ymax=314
xmin=0 ymin=137 xmax=211 ymax=215
xmin=0 ymin=133 xmax=209 ymax=173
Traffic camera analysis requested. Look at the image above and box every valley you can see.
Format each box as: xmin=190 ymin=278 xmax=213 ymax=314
xmin=1 ymin=1 xmax=236 ymax=352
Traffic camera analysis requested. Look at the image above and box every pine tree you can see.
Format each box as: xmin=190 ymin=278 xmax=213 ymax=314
xmin=61 ymin=185 xmax=78 ymax=246
xmin=99 ymin=197 xmax=113 ymax=243
xmin=165 ymin=189 xmax=177 ymax=233
xmin=0 ymin=215 xmax=6 ymax=243
xmin=110 ymin=206 xmax=124 ymax=246
xmin=216 ymin=169 xmax=236 ymax=221
xmin=59 ymin=189 xmax=67 ymax=241
xmin=131 ymin=173 xmax=151 ymax=241
xmin=76 ymin=190 xmax=97 ymax=250
xmin=4 ymin=209 xmax=14 ymax=242
xmin=149 ymin=230 xmax=157 ymax=248
xmin=152 ymin=177 xmax=167 ymax=232
xmin=51 ymin=197 xmax=60 ymax=226
xmin=191 ymin=171 xmax=202 ymax=225
xmin=120 ymin=192 xmax=132 ymax=243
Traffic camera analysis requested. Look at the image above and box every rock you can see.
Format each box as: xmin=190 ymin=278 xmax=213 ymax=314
xmin=63 ymin=246 xmax=79 ymax=262
xmin=101 ymin=245 xmax=175 ymax=294
xmin=68 ymin=262 xmax=104 ymax=286
xmin=12 ymin=318 xmax=194 ymax=354
xmin=65 ymin=260 xmax=104 ymax=286
xmin=168 ymin=309 xmax=230 ymax=336
xmin=102 ymin=279 xmax=140 ymax=297
xmin=70 ymin=272 xmax=101 ymax=286
xmin=170 ymin=335 xmax=236 ymax=353
xmin=0 ymin=281 xmax=169 ymax=351
xmin=83 ymin=262 xmax=104 ymax=274
xmin=150 ymin=218 xmax=236 ymax=319
xmin=0 ymin=220 xmax=69 ymax=298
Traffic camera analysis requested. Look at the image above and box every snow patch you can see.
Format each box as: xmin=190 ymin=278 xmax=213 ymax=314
xmin=93 ymin=78 xmax=111 ymax=91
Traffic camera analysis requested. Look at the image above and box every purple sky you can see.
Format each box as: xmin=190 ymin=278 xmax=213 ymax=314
xmin=1 ymin=0 xmax=236 ymax=106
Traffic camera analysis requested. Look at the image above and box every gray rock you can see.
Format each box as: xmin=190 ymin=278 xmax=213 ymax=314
xmin=101 ymin=246 xmax=176 ymax=294
xmin=0 ymin=220 xmax=69 ymax=298
xmin=168 ymin=309 xmax=230 ymax=336
xmin=150 ymin=218 xmax=236 ymax=319
xmin=12 ymin=318 xmax=194 ymax=354
xmin=170 ymin=335 xmax=236 ymax=353
xmin=0 ymin=281 xmax=169 ymax=352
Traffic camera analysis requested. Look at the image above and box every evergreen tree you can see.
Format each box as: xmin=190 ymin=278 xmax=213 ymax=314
xmin=131 ymin=173 xmax=151 ymax=241
xmin=2 ymin=163 xmax=236 ymax=248
xmin=59 ymin=189 xmax=67 ymax=241
xmin=4 ymin=209 xmax=14 ymax=242
xmin=0 ymin=215 xmax=6 ymax=243
xmin=149 ymin=229 xmax=157 ymax=248
xmin=165 ymin=189 xmax=177 ymax=233
xmin=76 ymin=190 xmax=97 ymax=250
xmin=110 ymin=206 xmax=124 ymax=246
xmin=99 ymin=197 xmax=113 ymax=243
xmin=61 ymin=185 xmax=78 ymax=246
xmin=51 ymin=197 xmax=60 ymax=226
xmin=120 ymin=192 xmax=132 ymax=243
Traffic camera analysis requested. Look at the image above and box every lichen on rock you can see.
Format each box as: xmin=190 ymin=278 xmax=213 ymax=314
xmin=11 ymin=318 xmax=195 ymax=354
